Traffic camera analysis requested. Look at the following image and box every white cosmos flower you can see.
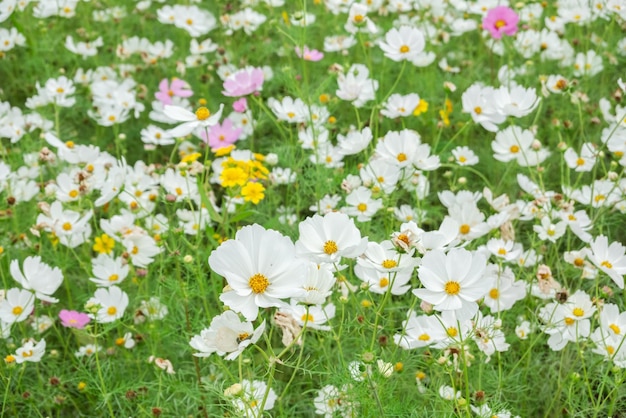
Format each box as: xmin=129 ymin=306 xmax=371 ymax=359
xmin=0 ymin=288 xmax=35 ymax=324
xmin=164 ymin=103 xmax=224 ymax=137
xmin=189 ymin=310 xmax=265 ymax=360
xmin=295 ymin=211 xmax=368 ymax=264
xmin=413 ymin=248 xmax=489 ymax=320
xmin=10 ymin=256 xmax=63 ymax=303
xmin=378 ymin=26 xmax=425 ymax=62
xmin=14 ymin=338 xmax=46 ymax=364
xmin=209 ymin=224 xmax=305 ymax=321
xmin=87 ymin=285 xmax=129 ymax=323
xmin=89 ymin=254 xmax=129 ymax=287
xmin=588 ymin=235 xmax=626 ymax=289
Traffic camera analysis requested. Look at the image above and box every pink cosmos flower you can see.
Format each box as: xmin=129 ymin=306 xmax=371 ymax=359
xmin=482 ymin=6 xmax=519 ymax=39
xmin=155 ymin=78 xmax=193 ymax=106
xmin=222 ymin=67 xmax=264 ymax=97
xmin=295 ymin=46 xmax=324 ymax=62
xmin=59 ymin=309 xmax=91 ymax=329
xmin=233 ymin=97 xmax=248 ymax=113
xmin=201 ymin=118 xmax=243 ymax=150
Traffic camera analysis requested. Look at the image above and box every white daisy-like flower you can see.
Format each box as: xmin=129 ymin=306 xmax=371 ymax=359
xmin=295 ymin=211 xmax=368 ymax=264
xmin=0 ymin=288 xmax=35 ymax=324
xmin=378 ymin=26 xmax=425 ymax=62
xmin=86 ymin=286 xmax=129 ymax=323
xmin=189 ymin=310 xmax=265 ymax=360
xmin=588 ymin=235 xmax=626 ymax=289
xmin=10 ymin=256 xmax=63 ymax=303
xmin=209 ymin=224 xmax=305 ymax=321
xmin=14 ymin=338 xmax=46 ymax=364
xmin=413 ymin=248 xmax=489 ymax=320
xmin=164 ymin=103 xmax=224 ymax=137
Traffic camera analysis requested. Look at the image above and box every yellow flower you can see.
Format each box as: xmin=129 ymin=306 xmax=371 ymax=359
xmin=93 ymin=234 xmax=115 ymax=254
xmin=220 ymin=167 xmax=248 ymax=187
xmin=413 ymin=99 xmax=429 ymax=116
xmin=214 ymin=145 xmax=235 ymax=157
xmin=181 ymin=152 xmax=202 ymax=163
xmin=439 ymin=98 xmax=453 ymax=126
xmin=241 ymin=182 xmax=265 ymax=204
xmin=281 ymin=11 xmax=290 ymax=25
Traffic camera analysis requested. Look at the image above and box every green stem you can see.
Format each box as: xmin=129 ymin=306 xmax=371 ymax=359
xmin=93 ymin=325 xmax=115 ymax=418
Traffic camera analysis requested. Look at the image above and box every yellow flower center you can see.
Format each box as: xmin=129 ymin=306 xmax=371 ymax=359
xmin=574 ymin=258 xmax=584 ymax=267
xmin=397 ymin=153 xmax=407 ymax=162
xmin=609 ymin=324 xmax=621 ymax=334
xmin=489 ymin=288 xmax=499 ymax=299
xmin=12 ymin=306 xmax=23 ymax=315
xmin=62 ymin=222 xmax=72 ymax=231
xmin=195 ymin=107 xmax=211 ymax=121
xmin=69 ymin=190 xmax=79 ymax=198
xmin=444 ymin=281 xmax=461 ymax=295
xmin=107 ymin=306 xmax=117 ymax=316
xmin=459 ymin=224 xmax=470 ymax=235
xmin=108 ymin=274 xmax=119 ymax=282
xmin=249 ymin=273 xmax=269 ymax=294
xmin=576 ymin=157 xmax=585 ymax=166
xmin=381 ymin=259 xmax=397 ymax=269
xmin=510 ymin=145 xmax=520 ymax=153
xmin=354 ymin=14 xmax=364 ymax=23
xmin=447 ymin=327 xmax=458 ymax=337
xmin=564 ymin=317 xmax=575 ymax=326
xmin=474 ymin=106 xmax=482 ymax=115
xmin=397 ymin=234 xmax=410 ymax=246
xmin=323 ymin=240 xmax=338 ymax=255
xmin=301 ymin=314 xmax=314 ymax=322
xmin=572 ymin=307 xmax=584 ymax=317
xmin=357 ymin=203 xmax=367 ymax=212
xmin=379 ymin=277 xmax=389 ymax=288
xmin=458 ymin=156 xmax=467 ymax=163
xmin=21 ymin=350 xmax=33 ymax=358
xmin=497 ymin=248 xmax=507 ymax=255
xmin=238 ymin=332 xmax=250 ymax=342
xmin=418 ymin=333 xmax=430 ymax=341
xmin=601 ymin=260 xmax=613 ymax=269
xmin=399 ymin=45 xmax=410 ymax=53
xmin=495 ymin=19 xmax=506 ymax=29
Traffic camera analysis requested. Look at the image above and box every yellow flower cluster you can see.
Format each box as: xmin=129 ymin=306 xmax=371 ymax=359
xmin=218 ymin=154 xmax=269 ymax=205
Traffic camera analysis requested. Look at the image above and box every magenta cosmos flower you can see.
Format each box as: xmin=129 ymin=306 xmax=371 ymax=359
xmin=222 ymin=67 xmax=264 ymax=97
xmin=482 ymin=6 xmax=519 ymax=39
xmin=155 ymin=78 xmax=193 ymax=105
xmin=59 ymin=309 xmax=91 ymax=329
xmin=201 ymin=118 xmax=243 ymax=150
xmin=295 ymin=46 xmax=324 ymax=62
xmin=233 ymin=97 xmax=248 ymax=113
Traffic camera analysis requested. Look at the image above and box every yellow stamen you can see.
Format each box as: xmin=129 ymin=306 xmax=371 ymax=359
xmin=249 ymin=273 xmax=269 ymax=294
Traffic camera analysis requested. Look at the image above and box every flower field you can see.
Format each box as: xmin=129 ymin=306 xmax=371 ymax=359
xmin=1 ymin=0 xmax=626 ymax=417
